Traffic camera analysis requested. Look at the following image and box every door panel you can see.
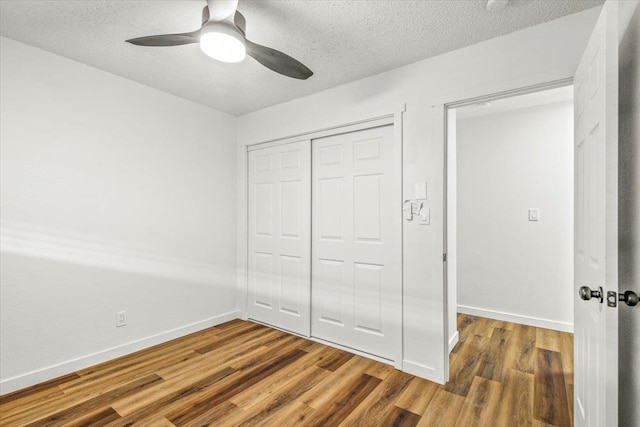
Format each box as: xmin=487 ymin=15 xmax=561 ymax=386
xmin=354 ymin=174 xmax=382 ymax=241
xmin=253 ymin=252 xmax=273 ymax=308
xmin=311 ymin=125 xmax=401 ymax=361
xmin=317 ymin=259 xmax=345 ymax=325
xmin=318 ymin=177 xmax=344 ymax=239
xmin=574 ymin=1 xmax=619 ymax=426
xmin=248 ymin=141 xmax=311 ymax=336
xmin=354 ymin=262 xmax=383 ymax=334
xmin=254 ymin=183 xmax=273 ymax=236
xmin=280 ymin=255 xmax=302 ymax=314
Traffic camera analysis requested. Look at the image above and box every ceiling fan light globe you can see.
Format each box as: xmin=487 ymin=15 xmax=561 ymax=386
xmin=200 ymin=22 xmax=246 ymax=63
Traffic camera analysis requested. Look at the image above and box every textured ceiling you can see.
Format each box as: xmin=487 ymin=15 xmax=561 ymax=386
xmin=456 ymin=85 xmax=574 ymax=119
xmin=0 ymin=0 xmax=603 ymax=116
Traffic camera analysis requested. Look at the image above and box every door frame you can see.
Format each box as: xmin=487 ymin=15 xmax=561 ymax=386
xmin=240 ymin=106 xmax=406 ymax=368
xmin=442 ymin=77 xmax=574 ymax=381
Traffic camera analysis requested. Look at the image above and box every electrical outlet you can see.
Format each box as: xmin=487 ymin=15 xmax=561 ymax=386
xmin=116 ymin=311 xmax=127 ymax=327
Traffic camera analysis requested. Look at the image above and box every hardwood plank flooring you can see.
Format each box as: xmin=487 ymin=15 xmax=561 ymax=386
xmin=0 ymin=315 xmax=574 ymax=426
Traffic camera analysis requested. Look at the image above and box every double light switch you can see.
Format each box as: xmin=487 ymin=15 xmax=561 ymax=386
xmin=404 ymin=182 xmax=430 ymax=224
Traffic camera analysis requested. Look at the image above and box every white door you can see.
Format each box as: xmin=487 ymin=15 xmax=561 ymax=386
xmin=248 ymin=141 xmax=311 ymax=336
xmin=574 ymin=1 xmax=619 ymax=426
xmin=311 ymin=125 xmax=402 ymax=361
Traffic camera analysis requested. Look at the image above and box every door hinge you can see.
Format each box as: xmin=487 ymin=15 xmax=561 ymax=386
xmin=443 ymin=253 xmax=447 ymax=262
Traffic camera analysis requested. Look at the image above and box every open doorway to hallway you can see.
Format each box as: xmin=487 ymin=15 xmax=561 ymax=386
xmin=449 ymin=85 xmax=575 ymax=337
xmin=443 ymin=85 xmax=576 ymax=425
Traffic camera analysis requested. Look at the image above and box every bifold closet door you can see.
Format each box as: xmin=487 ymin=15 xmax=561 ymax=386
xmin=311 ymin=125 xmax=401 ymax=361
xmin=248 ymin=141 xmax=311 ymax=336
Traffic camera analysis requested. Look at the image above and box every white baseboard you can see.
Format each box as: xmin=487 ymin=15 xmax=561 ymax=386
xmin=0 ymin=310 xmax=240 ymax=396
xmin=448 ymin=331 xmax=460 ymax=352
xmin=457 ymin=305 xmax=573 ymax=333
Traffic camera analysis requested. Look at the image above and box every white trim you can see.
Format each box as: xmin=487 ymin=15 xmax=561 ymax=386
xmin=448 ymin=331 xmax=460 ymax=352
xmin=241 ymin=103 xmax=406 ymax=149
xmin=237 ymin=144 xmax=249 ymax=320
xmin=442 ymin=103 xmax=451 ymax=382
xmin=402 ymin=360 xmax=442 ymax=384
xmin=0 ymin=310 xmax=240 ymax=395
xmin=393 ymin=110 xmax=404 ymax=370
xmin=457 ymin=304 xmax=574 ymax=332
xmin=0 ymin=220 xmax=230 ymax=286
xmin=247 ymin=115 xmax=396 ymax=152
xmin=444 ymin=77 xmax=574 ymax=109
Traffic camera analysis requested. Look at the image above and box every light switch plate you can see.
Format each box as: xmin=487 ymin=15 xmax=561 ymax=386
xmin=420 ymin=207 xmax=430 ymax=225
xmin=529 ymin=208 xmax=539 ymax=221
xmin=415 ymin=182 xmax=427 ymax=200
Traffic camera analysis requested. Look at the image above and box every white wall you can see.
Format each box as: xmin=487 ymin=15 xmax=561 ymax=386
xmin=237 ymin=8 xmax=600 ymax=382
xmin=0 ymin=37 xmax=238 ymax=394
xmin=456 ymin=101 xmax=574 ymax=331
xmin=618 ymin=2 xmax=640 ymax=425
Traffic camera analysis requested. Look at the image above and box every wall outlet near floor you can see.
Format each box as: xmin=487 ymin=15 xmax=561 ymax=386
xmin=116 ymin=311 xmax=127 ymax=327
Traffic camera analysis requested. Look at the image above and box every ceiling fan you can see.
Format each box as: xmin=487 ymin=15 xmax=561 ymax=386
xmin=126 ymin=0 xmax=313 ymax=80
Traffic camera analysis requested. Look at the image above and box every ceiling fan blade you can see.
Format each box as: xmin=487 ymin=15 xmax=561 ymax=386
xmin=245 ymin=40 xmax=313 ymax=80
xmin=202 ymin=6 xmax=209 ymax=26
xmin=126 ymin=31 xmax=200 ymax=47
xmin=205 ymin=0 xmax=238 ymax=22
xmin=234 ymin=11 xmax=246 ymax=34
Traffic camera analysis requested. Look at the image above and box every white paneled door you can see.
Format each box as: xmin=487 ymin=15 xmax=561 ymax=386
xmin=573 ymin=1 xmax=619 ymax=426
xmin=248 ymin=141 xmax=311 ymax=336
xmin=311 ymin=125 xmax=401 ymax=362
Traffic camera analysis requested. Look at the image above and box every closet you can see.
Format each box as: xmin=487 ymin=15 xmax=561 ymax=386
xmin=248 ymin=123 xmax=401 ymax=362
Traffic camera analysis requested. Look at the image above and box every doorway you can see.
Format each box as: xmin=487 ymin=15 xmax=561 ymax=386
xmin=446 ymin=84 xmax=575 ymax=350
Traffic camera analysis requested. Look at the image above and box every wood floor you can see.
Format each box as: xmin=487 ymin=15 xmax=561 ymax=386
xmin=0 ymin=314 xmax=573 ymax=427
